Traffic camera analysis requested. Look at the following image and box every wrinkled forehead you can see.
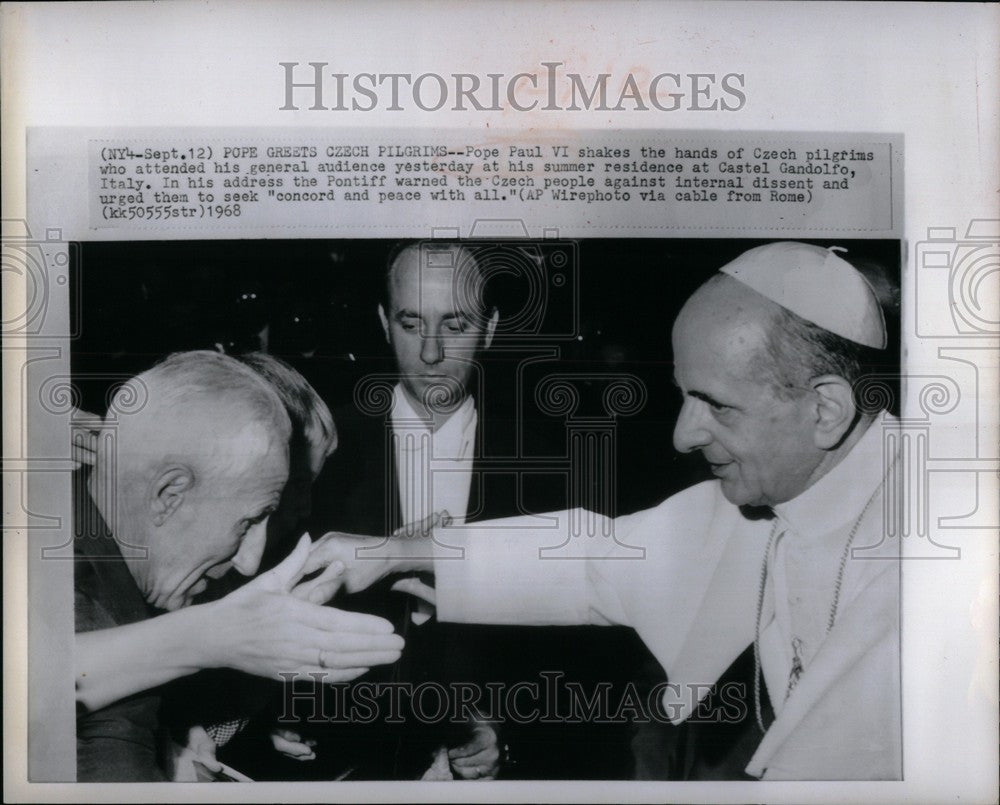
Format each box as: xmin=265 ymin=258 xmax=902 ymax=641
xmin=388 ymin=246 xmax=484 ymax=316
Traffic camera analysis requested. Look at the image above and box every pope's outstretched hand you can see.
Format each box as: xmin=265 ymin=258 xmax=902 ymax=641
xmin=295 ymin=511 xmax=450 ymax=603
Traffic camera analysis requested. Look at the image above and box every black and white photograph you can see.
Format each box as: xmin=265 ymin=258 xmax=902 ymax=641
xmin=66 ymin=237 xmax=903 ymax=782
xmin=3 ymin=3 xmax=997 ymax=803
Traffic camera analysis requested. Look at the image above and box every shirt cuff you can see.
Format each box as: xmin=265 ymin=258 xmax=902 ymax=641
xmin=432 ymin=509 xmax=593 ymax=626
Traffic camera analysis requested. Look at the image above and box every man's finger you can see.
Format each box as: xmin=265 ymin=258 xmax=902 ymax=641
xmin=300 ymin=604 xmax=397 ymax=635
xmin=70 ymin=408 xmax=103 ymax=468
xmin=291 ymin=561 xmax=344 ymax=603
xmin=303 ymin=531 xmax=374 ymax=575
xmin=187 ymin=726 xmax=222 ymax=772
xmin=322 ymin=649 xmax=403 ymax=668
xmin=390 ymin=577 xmax=437 ymax=606
xmin=306 ymin=579 xmax=344 ymax=605
xmin=294 ymin=665 xmax=370 ymax=683
xmin=392 ymin=510 xmax=451 ymax=540
xmin=452 ymin=768 xmax=495 ymax=780
xmin=70 ymin=408 xmax=104 ymax=432
xmin=450 ymin=748 xmax=496 ymax=767
xmin=319 ymin=630 xmax=405 ymax=654
xmin=71 ymin=432 xmax=98 ymax=467
xmin=195 ymin=754 xmax=223 ymax=774
xmin=272 ymin=734 xmax=315 ymax=758
xmin=279 ymin=628 xmax=402 ymax=670
xmin=268 ymin=534 xmax=312 ymax=591
xmin=448 ymin=737 xmax=490 ymax=759
xmin=301 ymin=534 xmax=334 ymax=576
xmin=452 ymin=762 xmax=496 ymax=780
xmin=315 ymin=640 xmax=404 ymax=667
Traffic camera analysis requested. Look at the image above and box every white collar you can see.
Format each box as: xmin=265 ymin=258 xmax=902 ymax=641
xmin=390 ymin=383 xmax=477 ymax=451
xmin=773 ymin=413 xmax=899 ymax=537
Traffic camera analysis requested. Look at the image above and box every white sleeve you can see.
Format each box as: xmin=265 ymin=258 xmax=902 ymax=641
xmin=431 ymin=482 xmax=733 ymax=695
xmin=432 ymin=506 xmax=652 ymax=627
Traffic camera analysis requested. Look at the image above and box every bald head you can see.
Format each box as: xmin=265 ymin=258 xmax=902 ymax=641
xmin=675 ymin=274 xmax=776 ymax=372
xmin=108 ymin=350 xmax=291 ymax=483
xmin=380 ymin=242 xmax=498 ymax=423
xmin=385 ymin=242 xmax=491 ymax=323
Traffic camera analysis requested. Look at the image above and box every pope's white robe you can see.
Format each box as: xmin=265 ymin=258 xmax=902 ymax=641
xmin=432 ymin=414 xmax=902 ymax=780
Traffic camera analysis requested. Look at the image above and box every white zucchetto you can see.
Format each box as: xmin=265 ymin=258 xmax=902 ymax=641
xmin=719 ymin=241 xmax=887 ymax=349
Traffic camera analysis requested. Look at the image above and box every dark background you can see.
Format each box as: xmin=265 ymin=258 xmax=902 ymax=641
xmin=70 ymin=238 xmax=900 ymax=517
xmin=69 ymin=238 xmax=901 ymax=780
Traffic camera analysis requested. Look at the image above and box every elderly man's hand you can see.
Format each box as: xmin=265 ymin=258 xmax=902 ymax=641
xmin=447 ymin=722 xmax=501 ymax=780
xmin=270 ymin=728 xmax=317 ymax=762
xmin=70 ymin=407 xmax=101 ymax=469
xmin=167 ymin=726 xmax=221 ymax=782
xmin=201 ymin=535 xmax=404 ymax=681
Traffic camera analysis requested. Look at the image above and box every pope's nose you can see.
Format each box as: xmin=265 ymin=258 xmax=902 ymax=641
xmin=673 ymin=398 xmax=713 ymax=454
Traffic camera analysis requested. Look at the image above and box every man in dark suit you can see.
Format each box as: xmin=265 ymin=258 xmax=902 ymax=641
xmin=304 ymin=242 xmax=637 ymax=780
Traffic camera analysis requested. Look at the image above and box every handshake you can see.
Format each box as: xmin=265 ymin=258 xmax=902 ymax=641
xmin=293 ymin=510 xmax=452 ymax=609
xmin=174 ymin=510 xmax=499 ymax=781
xmin=205 ymin=510 xmax=453 ymax=684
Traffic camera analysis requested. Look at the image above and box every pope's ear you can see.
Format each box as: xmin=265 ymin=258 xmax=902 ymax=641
xmin=810 ymin=374 xmax=857 ymax=449
xmin=377 ymin=303 xmax=391 ymax=344
xmin=149 ymin=465 xmax=194 ymax=525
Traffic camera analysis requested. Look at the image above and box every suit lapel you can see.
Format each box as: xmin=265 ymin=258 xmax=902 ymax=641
xmin=381 ymin=412 xmax=402 ymax=534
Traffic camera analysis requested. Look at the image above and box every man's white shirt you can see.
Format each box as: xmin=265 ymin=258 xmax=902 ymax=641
xmin=391 ymin=383 xmax=477 ymax=527
xmin=391 ymin=384 xmax=477 ymax=624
